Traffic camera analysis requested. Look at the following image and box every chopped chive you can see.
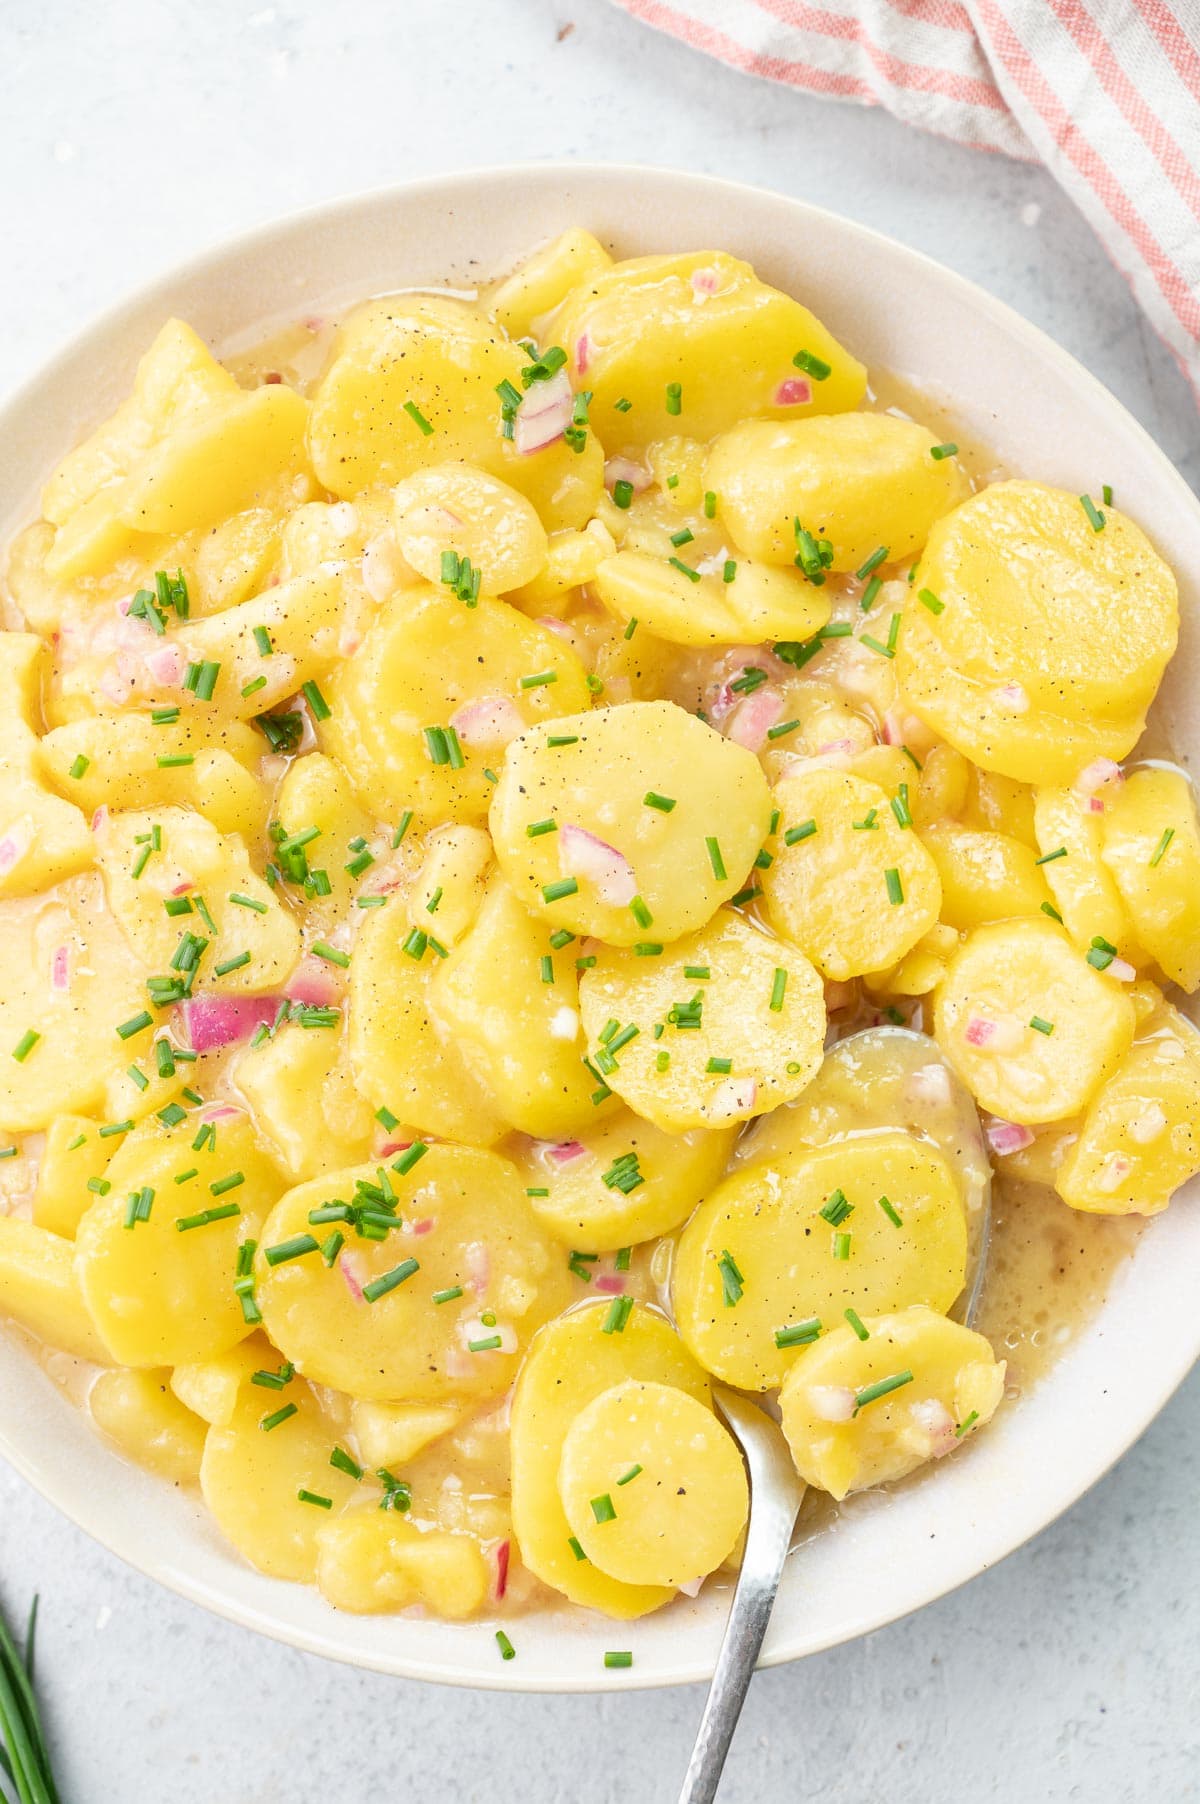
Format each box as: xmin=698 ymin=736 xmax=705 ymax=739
xmin=784 ymin=819 xmax=817 ymax=846
xmin=612 ymin=479 xmax=634 ymax=509
xmin=832 ymin=1231 xmax=851 ymax=1260
xmin=792 ymin=348 xmax=831 ymax=380
xmin=854 ymin=1370 xmax=914 ymax=1412
xmin=669 ymin=527 xmax=694 ymax=550
xmin=956 ymin=1410 xmax=980 ymax=1438
xmin=705 ymin=837 xmax=726 ymax=881
xmin=11 ymin=1030 xmax=39 ymax=1063
xmin=495 ymin=1630 xmax=516 ymax=1662
xmin=1150 ymin=827 xmax=1175 ymax=867
xmin=329 ymin=1446 xmax=363 ymax=1480
xmin=929 ymin=442 xmax=958 ymax=460
xmin=1086 ymin=935 xmax=1117 ymax=972
xmin=362 ymin=1258 xmax=420 ymax=1302
xmin=300 ymin=681 xmax=330 ymax=721
xmin=1029 ymin=1015 xmax=1055 ymax=1036
xmin=526 ymin=818 xmax=558 ymax=838
xmin=392 ymin=1142 xmax=428 ymax=1176
xmin=68 ymin=754 xmax=90 ymax=779
xmin=668 ymin=556 xmax=701 ymax=583
xmin=99 ymin=1119 xmax=132 ymax=1139
xmin=644 ymin=791 xmax=676 ymax=813
xmin=665 ymin=381 xmax=682 ymax=415
xmin=820 ymin=1190 xmax=853 ymax=1226
xmin=623 ymin=617 xmax=638 ymax=641
xmin=151 ymin=707 xmax=180 ymax=724
xmin=602 ymin=1295 xmax=634 ymax=1335
xmin=844 ymin=1307 xmax=870 ymax=1341
xmin=520 ymin=668 xmax=557 ymax=690
xmin=884 ymin=868 xmax=904 ymax=906
xmin=1040 ymin=901 xmax=1064 ymax=922
xmin=605 ymin=1651 xmax=633 ymax=1670
xmin=590 ymin=1493 xmax=616 ymax=1524
xmin=1080 ymin=493 xmax=1106 ymax=532
xmin=547 ymin=735 xmax=578 ymax=748
xmin=917 ymin=587 xmax=945 ymax=615
xmin=629 ymin=895 xmax=653 ymax=928
xmin=194 ymin=660 xmax=221 ymax=702
xmin=766 ymin=718 xmax=800 ymax=740
xmin=878 ymin=1194 xmax=903 ymax=1227
xmin=116 ymin=1011 xmax=152 ymax=1041
xmin=723 ymin=559 xmax=737 ymax=584
xmin=393 ymin=811 xmax=413 ymax=846
xmin=403 ymin=400 xmax=434 ymax=435
xmin=856 ymin=546 xmax=889 ymax=580
xmin=616 ymin=1464 xmax=642 ymax=1487
xmin=540 ymin=955 xmax=554 ymax=983
xmin=259 ymin=1404 xmax=298 ymax=1432
xmin=718 ymin=1247 xmax=744 ymax=1306
xmin=311 ymin=941 xmax=350 ymax=969
xmin=402 ymin=928 xmax=427 ymax=960
xmin=209 ymin=1171 xmax=245 ymax=1196
xmin=240 ymin=678 xmax=267 ymax=700
xmin=861 ymin=575 xmax=883 ymax=610
xmin=1035 ymin=846 xmax=1067 ymax=865
xmin=229 ymin=892 xmax=268 ymax=913
xmin=296 ymin=1489 xmax=332 ymax=1510
xmin=774 ymin=1317 xmax=822 ymax=1348
xmin=769 ymin=967 xmax=788 ymax=1013
xmin=264 ymin=1234 xmax=320 ymax=1266
xmin=468 ymin=1334 xmax=503 ymax=1352
xmin=860 ymin=631 xmax=895 ymax=660
xmin=176 ymin=1203 xmax=240 ymax=1231
xmin=87 ymin=1177 xmax=111 ymax=1195
xmin=214 ymin=951 xmax=251 ymax=976
xmin=541 ymin=877 xmax=578 ymax=903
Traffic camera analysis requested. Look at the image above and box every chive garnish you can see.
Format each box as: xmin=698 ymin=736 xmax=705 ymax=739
xmin=590 ymin=1493 xmax=617 ymax=1524
xmin=260 ymin=1404 xmax=298 ymax=1432
xmin=176 ymin=1203 xmax=240 ymax=1231
xmin=705 ymin=837 xmax=726 ymax=881
xmin=929 ymin=442 xmax=958 ymax=460
xmin=668 ymin=556 xmax=701 ymax=583
xmin=264 ymin=1234 xmax=320 ymax=1266
xmin=403 ymin=400 xmax=434 ymax=435
xmin=1029 ymin=1016 xmax=1055 ymax=1036
xmin=1150 ymin=827 xmax=1175 ymax=867
xmin=602 ymin=1295 xmax=634 ymax=1335
xmin=832 ymin=1232 xmax=851 ymax=1260
xmin=917 ymin=587 xmax=944 ymax=615
xmin=792 ymin=348 xmax=831 ymax=380
xmin=665 ymin=381 xmax=682 ymax=415
xmin=774 ymin=1318 xmax=822 ymax=1348
xmin=885 ymin=868 xmax=904 ymax=905
xmin=854 ymin=1370 xmax=914 ymax=1412
xmin=362 ymin=1258 xmax=420 ymax=1302
xmin=1080 ymin=493 xmax=1106 ymax=532
xmin=432 ymin=1286 xmax=464 ymax=1305
xmin=644 ymin=791 xmax=676 ymax=812
xmin=717 ymin=1248 xmax=743 ymax=1307
xmin=541 ymin=878 xmax=578 ymax=903
xmin=68 ymin=754 xmax=90 ymax=779
xmin=1035 ymin=846 xmax=1067 ymax=865
xmin=11 ymin=1031 xmax=39 ymax=1064
xmin=495 ymin=1631 xmax=516 ymax=1662
xmin=877 ymin=1194 xmax=902 ymax=1227
xmin=784 ymin=819 xmax=817 ymax=846
xmin=844 ymin=1308 xmax=870 ymax=1341
xmin=116 ymin=1011 xmax=152 ymax=1041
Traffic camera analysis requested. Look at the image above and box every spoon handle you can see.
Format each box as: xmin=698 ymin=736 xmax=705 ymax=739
xmin=677 ymin=1392 xmax=806 ymax=1804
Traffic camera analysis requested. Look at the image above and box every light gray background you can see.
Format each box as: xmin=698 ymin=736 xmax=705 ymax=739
xmin=1 ymin=3 xmax=1198 ymax=1799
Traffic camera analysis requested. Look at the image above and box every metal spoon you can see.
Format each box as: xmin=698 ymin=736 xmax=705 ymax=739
xmin=678 ymin=1030 xmax=992 ymax=1803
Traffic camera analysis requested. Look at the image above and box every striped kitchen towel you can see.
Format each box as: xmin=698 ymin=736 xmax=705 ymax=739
xmin=611 ymin=0 xmax=1200 ymax=400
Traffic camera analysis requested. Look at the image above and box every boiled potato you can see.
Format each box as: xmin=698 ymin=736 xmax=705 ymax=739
xmin=515 ymin=1104 xmax=736 ymax=1251
xmin=33 ymin=1113 xmax=105 ymax=1238
xmin=309 ymin=295 xmax=602 ymax=529
xmin=96 ymin=806 xmax=299 ymax=995
xmin=554 ymin=251 xmax=865 ymax=452
xmin=488 ymin=227 xmax=613 ymax=340
xmin=170 ymin=1334 xmax=273 ymax=1427
xmin=557 ymin=1379 xmax=748 ymax=1587
xmin=592 ymin=549 xmax=830 ymax=647
xmin=761 ymin=768 xmax=941 ymax=979
xmin=75 ymin=1112 xmax=283 ymax=1366
xmin=349 ymin=1399 xmax=464 ymax=1469
xmin=510 ymin=1300 xmax=710 ymax=1618
xmin=672 ymin=1133 xmax=968 ymax=1391
xmin=0 ymin=1214 xmax=110 ymax=1361
xmin=89 ymin=1366 xmax=207 ymax=1482
xmin=961 ymin=768 xmax=1037 ymax=844
xmin=430 ymin=873 xmax=601 ymax=1139
xmin=0 ymin=637 xmax=93 ymax=894
xmin=348 ymin=895 xmax=505 ymax=1146
xmin=40 ymin=712 xmax=261 ymax=816
xmin=1056 ymin=1006 xmax=1200 ymax=1216
xmin=507 ymin=520 xmax=616 ymax=615
xmin=1101 ymin=765 xmax=1200 ymax=991
xmin=119 ymin=382 xmax=310 ymax=535
xmin=577 ymin=909 xmax=825 ymax=1131
xmin=490 ymin=701 xmax=772 ymax=946
xmin=315 ymin=1508 xmax=489 ymax=1617
xmin=779 ymin=1305 xmax=1005 ymax=1499
xmin=392 ymin=464 xmax=548 ymax=594
xmin=272 ymin=751 xmax=379 ymax=914
xmin=0 ymin=874 xmax=148 ymax=1131
xmin=920 ymin=822 xmax=1048 ymax=931
xmin=233 ymin=1022 xmax=376 ymax=1181
xmin=1034 ymin=783 xmax=1133 ymax=955
xmin=406 ymin=824 xmax=493 ymax=948
xmin=255 ymin=1147 xmax=570 ymax=1403
xmin=897 ymin=482 xmax=1177 ymax=783
xmin=933 ymin=917 xmax=1135 ymax=1123
xmin=200 ymin=1378 xmax=360 ymax=1581
xmin=177 ymin=567 xmax=367 ymax=722
xmin=322 ymin=587 xmax=590 ymax=825
xmin=706 ymin=414 xmax=968 ymax=573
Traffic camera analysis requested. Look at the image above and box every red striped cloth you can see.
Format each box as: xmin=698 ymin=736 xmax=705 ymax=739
xmin=612 ymin=0 xmax=1200 ymax=400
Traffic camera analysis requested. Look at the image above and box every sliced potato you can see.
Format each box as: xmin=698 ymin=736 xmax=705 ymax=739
xmin=558 ymin=1380 xmax=747 ymax=1587
xmin=232 ymin=1022 xmax=376 ymax=1182
xmin=349 ymin=1399 xmax=464 ymax=1469
xmin=391 ymin=463 xmax=548 ymax=594
xmin=33 ymin=1113 xmax=105 ymax=1239
xmin=933 ymin=917 xmax=1136 ymax=1123
xmin=592 ymin=549 xmax=829 ymax=648
xmin=1101 ymin=765 xmax=1200 ymax=991
xmin=490 ymin=701 xmax=772 ymax=946
xmin=577 ymin=909 xmax=825 ymax=1132
xmin=488 ymin=227 xmax=613 ymax=340
xmin=89 ymin=1366 xmax=207 ymax=1483
xmin=761 ymin=768 xmax=941 ymax=980
xmin=315 ymin=1508 xmax=489 ymax=1617
xmin=0 ymin=1214 xmax=110 ymax=1361
xmin=1034 ymin=783 xmax=1133 ymax=956
xmin=673 ymin=1133 xmax=968 ymax=1391
xmin=920 ymin=821 xmax=1048 ymax=932
xmin=779 ymin=1305 xmax=1005 ymax=1499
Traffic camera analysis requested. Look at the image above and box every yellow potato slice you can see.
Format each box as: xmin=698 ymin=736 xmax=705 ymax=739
xmin=920 ymin=821 xmax=1048 ymax=932
xmin=170 ymin=1334 xmax=272 ymax=1427
xmin=200 ymin=1378 xmax=360 ymax=1581
xmin=33 ymin=1113 xmax=106 ymax=1239
xmin=673 ymin=1133 xmax=968 ymax=1391
xmin=430 ymin=873 xmax=601 ymax=1140
xmin=706 ymin=414 xmax=969 ymax=573
xmin=118 ymin=383 xmax=311 ymax=535
xmin=255 ymin=1147 xmax=570 ymax=1403
xmin=490 ymin=701 xmax=772 ymax=946
xmin=348 ymin=895 xmax=504 ymax=1146
xmin=322 ymin=587 xmax=590 ymax=826
xmin=1033 ymin=783 xmax=1134 ymax=956
xmin=0 ymin=1215 xmax=110 ymax=1361
xmin=96 ymin=806 xmax=299 ymax=996
xmin=233 ymin=1022 xmax=376 ymax=1182
xmin=779 ymin=1305 xmax=1005 ymax=1499
xmin=515 ymin=1104 xmax=736 ymax=1251
xmin=1101 ymin=765 xmax=1200 ymax=991
xmin=488 ymin=227 xmax=613 ymax=340
xmin=897 ymin=482 xmax=1177 ymax=781
xmin=592 ymin=549 xmax=830 ymax=647
xmin=272 ymin=751 xmax=379 ymax=916
xmin=391 ymin=463 xmax=548 ymax=594
xmin=554 ymin=251 xmax=865 ymax=451
xmin=578 ymin=910 xmax=825 ymax=1132
xmin=349 ymin=1399 xmax=464 ymax=1470
xmin=177 ymin=567 xmax=366 ymax=722
xmin=510 ymin=1299 xmax=711 ymax=1618
xmin=40 ymin=713 xmax=261 ymax=817
xmin=315 ymin=1508 xmax=489 ymax=1617
xmin=74 ymin=1112 xmax=283 ymax=1366
xmin=89 ymin=1366 xmax=207 ymax=1483
xmin=406 ymin=825 xmax=494 ymax=949
xmin=760 ymin=768 xmax=941 ymax=980
xmin=961 ymin=768 xmax=1037 ymax=844
xmin=933 ymin=917 xmax=1135 ymax=1123
xmin=558 ymin=1380 xmax=748 ymax=1588
xmin=1056 ymin=1007 xmax=1200 ymax=1216
xmin=0 ymin=874 xmax=148 ymax=1131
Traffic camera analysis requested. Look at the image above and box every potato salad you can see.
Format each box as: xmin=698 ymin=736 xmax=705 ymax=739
xmin=1 ymin=228 xmax=1197 ymax=1654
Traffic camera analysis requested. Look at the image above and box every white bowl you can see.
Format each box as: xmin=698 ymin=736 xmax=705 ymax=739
xmin=2 ymin=164 xmax=1198 ymax=1693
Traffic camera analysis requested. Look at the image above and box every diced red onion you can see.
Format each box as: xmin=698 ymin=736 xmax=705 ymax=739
xmin=1107 ymin=957 xmax=1137 ymax=982
xmin=1075 ymin=758 xmax=1123 ymax=804
xmin=604 ymin=455 xmax=651 ymax=495
xmin=993 ymin=681 xmax=1029 ymax=713
xmin=594 ymin=1275 xmax=626 ymax=1295
xmin=513 ymin=370 xmax=573 ymax=455
xmin=727 ymin=689 xmax=784 ymax=752
xmin=0 ymin=831 xmax=27 ymax=876
xmin=200 ymin=1102 xmax=242 ymax=1123
xmin=285 ymin=958 xmax=339 ymax=1007
xmin=690 ymin=266 xmax=720 ymax=299
xmin=340 ymin=1252 xmax=365 ymax=1302
xmin=90 ymin=807 xmax=108 ymax=834
xmin=909 ymin=1397 xmax=957 ymax=1457
xmin=548 ymin=1140 xmax=587 ymax=1165
xmin=450 ymin=695 xmax=525 ymax=749
xmin=492 ymin=1539 xmax=510 ymax=1601
xmin=965 ymin=1014 xmax=995 ymax=1048
xmin=145 ymin=643 xmax=186 ymax=687
xmin=409 ymin=1217 xmax=435 ymax=1236
xmin=809 ymin=1385 xmax=856 ymax=1423
xmin=773 ymin=376 xmax=812 ymax=407
xmin=708 ymin=1076 xmax=758 ymax=1122
xmin=1096 ymin=1153 xmax=1132 ymax=1193
xmin=676 ymin=1575 xmax=705 ymax=1598
xmin=50 ymin=945 xmax=70 ymax=991
xmin=906 ymin=1064 xmax=953 ymax=1107
xmin=1130 ymin=1103 xmax=1167 ymax=1144
xmin=575 ymin=334 xmax=590 ymax=375
xmin=985 ymin=1117 xmax=1035 ymax=1156
xmin=181 ymin=994 xmax=281 ymax=1052
xmin=559 ymin=824 xmax=637 ymax=906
